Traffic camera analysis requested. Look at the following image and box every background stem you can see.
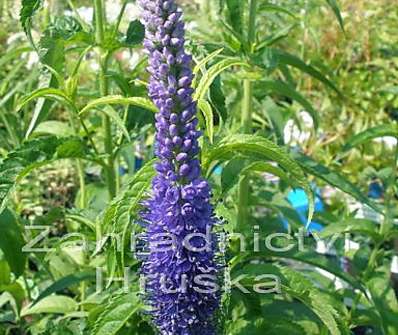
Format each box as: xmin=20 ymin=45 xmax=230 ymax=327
xmin=94 ymin=0 xmax=117 ymax=199
xmin=238 ymin=0 xmax=257 ymax=228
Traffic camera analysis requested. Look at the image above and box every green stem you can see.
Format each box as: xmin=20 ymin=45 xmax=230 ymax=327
xmin=113 ymin=0 xmax=128 ymax=38
xmin=349 ymin=242 xmax=382 ymax=323
xmin=77 ymin=160 xmax=86 ymax=207
xmin=241 ymin=79 xmax=253 ymax=133
xmin=247 ymin=0 xmax=257 ymax=53
xmin=0 ymin=109 xmax=19 ymax=147
xmin=70 ymin=113 xmax=86 ymax=208
xmin=238 ymin=81 xmax=253 ymax=228
xmin=238 ymin=0 xmax=257 ymax=229
xmin=94 ymin=0 xmax=117 ymax=199
xmin=22 ymin=275 xmax=32 ymax=301
xmin=94 ymin=0 xmax=105 ymax=43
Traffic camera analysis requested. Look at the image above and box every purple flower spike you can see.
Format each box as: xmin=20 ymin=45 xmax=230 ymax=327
xmin=139 ymin=1 xmax=220 ymax=334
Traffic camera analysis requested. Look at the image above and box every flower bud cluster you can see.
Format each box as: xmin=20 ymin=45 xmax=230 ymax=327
xmin=139 ymin=1 xmax=220 ymax=334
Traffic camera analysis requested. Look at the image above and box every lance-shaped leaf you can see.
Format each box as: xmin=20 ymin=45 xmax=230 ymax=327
xmin=225 ymin=0 xmax=244 ymax=36
xmin=0 ymin=209 xmax=26 ymax=277
xmin=20 ymin=0 xmax=43 ymax=39
xmin=31 ymin=271 xmax=96 ymax=306
xmin=194 ymin=58 xmax=248 ymax=101
xmin=79 ymin=95 xmax=157 ymax=115
xmin=92 ymin=292 xmax=144 ymax=335
xmin=203 ymin=134 xmax=314 ymax=223
xmin=17 ymin=88 xmax=76 ymax=113
xmin=21 ymin=295 xmax=77 ymax=316
xmin=221 ymin=158 xmax=290 ymax=194
xmin=232 ymin=263 xmax=350 ymax=335
xmin=258 ymin=3 xmax=297 ymax=18
xmin=342 ymin=124 xmax=398 ymax=152
xmin=231 ymin=237 xmax=366 ymax=294
xmin=291 ymin=151 xmax=383 ymax=214
xmin=193 ymin=48 xmax=224 ymax=76
xmin=367 ymin=268 xmax=398 ymax=335
xmin=261 ymin=80 xmax=320 ymax=129
xmin=32 ymin=121 xmax=74 ymax=137
xmin=102 ymin=160 xmax=156 ymax=268
xmin=267 ymin=49 xmax=342 ymax=96
xmin=320 ymin=218 xmax=382 ymax=242
xmin=325 ymin=0 xmax=345 ymax=33
xmin=198 ymin=99 xmax=215 ymax=144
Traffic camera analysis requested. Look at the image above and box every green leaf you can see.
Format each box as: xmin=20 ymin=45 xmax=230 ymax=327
xmin=291 ymin=151 xmax=382 ymax=214
xmin=32 ymin=120 xmax=74 ymax=137
xmin=84 ymin=105 xmax=130 ymax=141
xmin=56 ymin=138 xmax=87 ymax=158
xmin=222 ymin=159 xmax=290 ymax=194
xmin=367 ymin=269 xmax=398 ymax=335
xmin=261 ymin=80 xmax=319 ymax=129
xmin=198 ymin=100 xmax=214 ymax=143
xmin=92 ymin=292 xmax=144 ymax=335
xmin=225 ymin=0 xmax=243 ymax=36
xmin=102 ymin=160 xmax=155 ymax=268
xmin=244 ymin=161 xmax=290 ymax=180
xmin=221 ymin=158 xmax=247 ymax=194
xmin=194 ymin=58 xmax=248 ymax=101
xmin=0 ymin=60 xmax=26 ymax=95
xmin=79 ymin=95 xmax=157 ymax=115
xmin=259 ymin=3 xmax=297 ymax=18
xmin=268 ymin=49 xmax=341 ymax=96
xmin=280 ymin=267 xmax=349 ymax=335
xmin=125 ymin=20 xmax=145 ymax=46
xmin=256 ymin=24 xmax=297 ymax=49
xmin=50 ymin=15 xmax=83 ymax=40
xmin=204 ymin=134 xmax=314 ymax=223
xmin=108 ymin=71 xmax=133 ymax=96
xmin=39 ymin=29 xmax=66 ymax=69
xmin=233 ymin=264 xmax=349 ymax=335
xmin=0 ymin=136 xmax=89 ymax=210
xmin=320 ymin=218 xmax=381 ymax=242
xmin=0 ymin=209 xmax=26 ymax=277
xmin=342 ymin=124 xmax=398 ymax=152
xmin=25 ymin=24 xmax=67 ymax=137
xmin=0 ymin=68 xmax=39 ymax=111
xmin=325 ymin=0 xmax=345 ymax=33
xmin=0 ymin=281 xmax=26 ymax=313
xmin=32 ymin=271 xmax=96 ymax=306
xmin=193 ymin=48 xmax=224 ymax=76
xmin=0 ymin=259 xmax=11 ymax=286
xmin=79 ymin=96 xmax=157 ymax=141
xmin=262 ymin=97 xmax=285 ymax=143
xmin=21 ymin=295 xmax=77 ymax=316
xmin=209 ymin=76 xmax=228 ymax=124
xmin=0 ymin=46 xmax=32 ymax=68
xmin=17 ymin=88 xmax=76 ymax=113
xmin=235 ymin=242 xmax=365 ymax=294
xmin=20 ymin=0 xmax=42 ymax=32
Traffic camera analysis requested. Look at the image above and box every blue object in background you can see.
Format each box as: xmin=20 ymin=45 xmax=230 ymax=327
xmin=135 ymin=157 xmax=144 ymax=171
xmin=214 ymin=165 xmax=223 ymax=176
xmin=283 ymin=188 xmax=325 ymax=232
xmin=368 ymin=179 xmax=384 ymax=199
xmin=118 ymin=166 xmax=128 ymax=176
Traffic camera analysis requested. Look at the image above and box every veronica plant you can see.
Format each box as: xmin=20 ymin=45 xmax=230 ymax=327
xmin=139 ymin=0 xmax=220 ymax=334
